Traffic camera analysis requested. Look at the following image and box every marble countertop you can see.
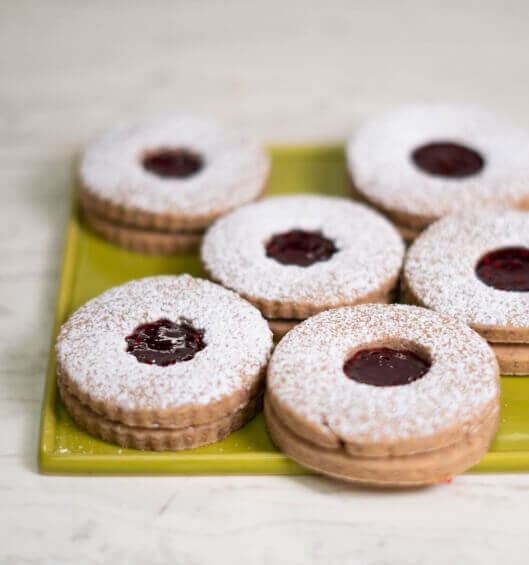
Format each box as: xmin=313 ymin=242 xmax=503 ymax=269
xmin=2 ymin=1 xmax=529 ymax=563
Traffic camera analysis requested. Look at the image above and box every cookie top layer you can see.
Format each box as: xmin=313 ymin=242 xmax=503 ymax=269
xmin=347 ymin=103 xmax=529 ymax=223
xmin=267 ymin=304 xmax=499 ymax=454
xmin=56 ymin=275 xmax=273 ymax=418
xmin=79 ymin=114 xmax=269 ymax=223
xmin=404 ymin=210 xmax=529 ymax=334
xmin=201 ymin=195 xmax=404 ymax=317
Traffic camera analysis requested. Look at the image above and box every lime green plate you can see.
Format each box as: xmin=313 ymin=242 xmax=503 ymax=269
xmin=39 ymin=144 xmax=529 ymax=474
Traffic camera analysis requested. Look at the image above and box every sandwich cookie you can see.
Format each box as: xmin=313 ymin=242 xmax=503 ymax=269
xmin=201 ymin=195 xmax=405 ymax=339
xmin=347 ymin=103 xmax=529 ymax=240
xmin=265 ymin=304 xmax=500 ymax=486
xmin=403 ymin=209 xmax=529 ymax=374
xmin=79 ymin=114 xmax=270 ymax=254
xmin=55 ymin=275 xmax=273 ymax=450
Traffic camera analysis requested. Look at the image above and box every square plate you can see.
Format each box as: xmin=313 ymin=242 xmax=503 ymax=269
xmin=39 ymin=144 xmax=529 ymax=474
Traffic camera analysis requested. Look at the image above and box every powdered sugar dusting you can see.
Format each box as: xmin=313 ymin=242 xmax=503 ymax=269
xmin=56 ymin=275 xmax=273 ymax=410
xmin=347 ymin=103 xmax=529 ymax=218
xmin=405 ymin=209 xmax=529 ymax=328
xmin=79 ymin=114 xmax=269 ymax=215
xmin=201 ymin=195 xmax=404 ymax=307
xmin=268 ymin=304 xmax=499 ymax=444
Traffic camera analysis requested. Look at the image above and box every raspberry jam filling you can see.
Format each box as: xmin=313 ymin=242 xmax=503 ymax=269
xmin=265 ymin=229 xmax=338 ymax=266
xmin=343 ymin=347 xmax=430 ymax=387
xmin=126 ymin=318 xmax=206 ymax=366
xmin=142 ymin=148 xmax=203 ymax=178
xmin=475 ymin=247 xmax=529 ymax=291
xmin=412 ymin=142 xmax=484 ymax=178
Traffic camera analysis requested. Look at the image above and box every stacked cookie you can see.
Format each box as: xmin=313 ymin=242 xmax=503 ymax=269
xmin=265 ymin=304 xmax=500 ymax=486
xmin=403 ymin=209 xmax=529 ymax=375
xmin=55 ymin=275 xmax=273 ymax=450
xmin=78 ymin=114 xmax=270 ymax=254
xmin=201 ymin=194 xmax=405 ymax=339
xmin=56 ymin=105 xmax=525 ymax=486
xmin=346 ymin=103 xmax=529 ymax=241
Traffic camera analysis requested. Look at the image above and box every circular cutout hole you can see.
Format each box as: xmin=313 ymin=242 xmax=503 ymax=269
xmin=475 ymin=246 xmax=529 ymax=291
xmin=343 ymin=347 xmax=431 ymax=387
xmin=142 ymin=148 xmax=203 ymax=179
xmin=265 ymin=229 xmax=338 ymax=267
xmin=126 ymin=318 xmax=206 ymax=366
xmin=412 ymin=141 xmax=484 ymax=178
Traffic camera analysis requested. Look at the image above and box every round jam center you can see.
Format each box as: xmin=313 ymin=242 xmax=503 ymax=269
xmin=142 ymin=148 xmax=203 ymax=178
xmin=343 ymin=347 xmax=430 ymax=387
xmin=475 ymin=247 xmax=529 ymax=291
xmin=265 ymin=229 xmax=338 ymax=267
xmin=412 ymin=142 xmax=484 ymax=178
xmin=126 ymin=318 xmax=206 ymax=366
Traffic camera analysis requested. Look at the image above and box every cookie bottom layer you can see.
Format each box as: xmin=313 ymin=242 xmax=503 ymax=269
xmin=267 ymin=318 xmax=299 ymax=340
xmin=79 ymin=179 xmax=269 ymax=233
xmin=263 ymin=290 xmax=396 ymax=341
xmin=204 ymin=254 xmax=398 ymax=320
xmin=83 ymin=208 xmax=202 ymax=255
xmin=59 ymin=382 xmax=263 ymax=451
xmin=490 ymin=343 xmax=529 ymax=375
xmin=264 ymin=396 xmax=497 ymax=486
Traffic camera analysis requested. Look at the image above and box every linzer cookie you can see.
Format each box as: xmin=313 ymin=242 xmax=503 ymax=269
xmin=403 ymin=209 xmax=529 ymax=374
xmin=200 ymin=195 xmax=405 ymax=339
xmin=78 ymin=114 xmax=269 ymax=254
xmin=265 ymin=304 xmax=500 ymax=486
xmin=55 ymin=275 xmax=273 ymax=450
xmin=346 ymin=103 xmax=529 ymax=240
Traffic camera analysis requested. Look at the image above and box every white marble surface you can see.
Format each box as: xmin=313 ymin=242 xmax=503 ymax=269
xmin=2 ymin=1 xmax=529 ymax=563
